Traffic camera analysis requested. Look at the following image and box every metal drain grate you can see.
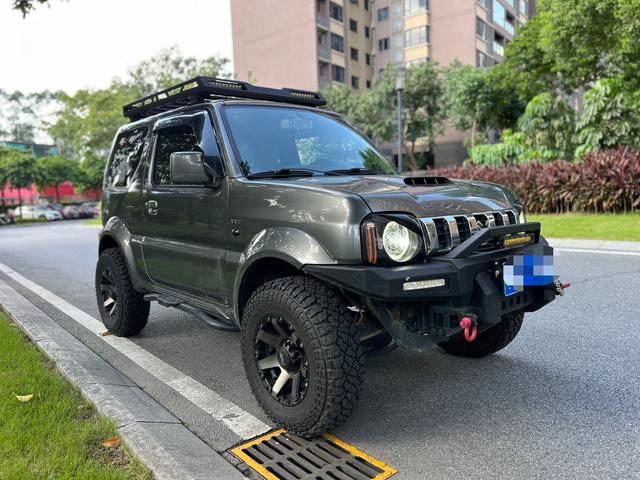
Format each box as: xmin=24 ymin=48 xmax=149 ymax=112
xmin=231 ymin=429 xmax=397 ymax=480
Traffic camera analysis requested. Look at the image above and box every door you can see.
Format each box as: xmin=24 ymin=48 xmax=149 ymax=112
xmin=140 ymin=110 xmax=228 ymax=302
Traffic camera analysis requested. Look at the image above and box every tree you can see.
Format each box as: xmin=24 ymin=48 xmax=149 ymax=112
xmin=0 ymin=152 xmax=9 ymax=213
xmin=2 ymin=148 xmax=38 ymax=217
xmin=503 ymin=0 xmax=640 ymax=94
xmin=399 ymin=61 xmax=446 ymax=171
xmin=518 ymin=93 xmax=576 ymax=160
xmin=12 ymin=0 xmax=50 ymax=16
xmin=36 ymin=156 xmax=80 ymax=202
xmin=443 ymin=63 xmax=521 ymax=149
xmin=76 ymin=152 xmax=107 ymax=193
xmin=575 ymin=79 xmax=640 ymax=157
xmin=49 ymin=47 xmax=229 ymax=161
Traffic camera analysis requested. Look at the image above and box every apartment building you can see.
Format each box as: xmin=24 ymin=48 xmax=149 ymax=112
xmin=231 ymin=0 xmax=536 ymax=166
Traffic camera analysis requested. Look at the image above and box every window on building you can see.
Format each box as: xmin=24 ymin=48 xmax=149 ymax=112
xmin=519 ymin=0 xmax=528 ymax=15
xmin=493 ymin=35 xmax=505 ymax=56
xmin=493 ymin=0 xmax=505 ymax=28
xmin=404 ymin=26 xmax=429 ymax=47
xmin=153 ymin=125 xmax=200 ymax=185
xmin=329 ymin=1 xmax=343 ymax=21
xmin=366 ymin=80 xmax=372 ymax=88
xmin=364 ymin=0 xmax=369 ymax=10
xmin=378 ymin=37 xmax=390 ymax=51
xmin=505 ymin=0 xmax=514 ymax=6
xmin=350 ymin=47 xmax=359 ymax=61
xmin=365 ymin=53 xmax=371 ymax=65
xmin=349 ymin=18 xmax=358 ymax=32
xmin=404 ymin=0 xmax=428 ymax=15
xmin=331 ymin=64 xmax=346 ymax=82
xmin=351 ymin=76 xmax=360 ymax=89
xmin=476 ymin=17 xmax=489 ymax=41
xmin=377 ymin=7 xmax=389 ymax=21
xmin=365 ymin=26 xmax=370 ymax=38
xmin=108 ymin=127 xmax=147 ymax=188
xmin=477 ymin=0 xmax=487 ymax=7
xmin=476 ymin=50 xmax=489 ymax=68
xmin=349 ymin=0 xmax=358 ymax=4
xmin=330 ymin=33 xmax=345 ymax=52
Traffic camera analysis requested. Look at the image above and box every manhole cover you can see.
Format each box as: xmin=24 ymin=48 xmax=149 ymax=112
xmin=231 ymin=429 xmax=397 ymax=480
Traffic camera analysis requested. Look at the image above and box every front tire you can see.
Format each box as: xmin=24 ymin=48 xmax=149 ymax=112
xmin=438 ymin=312 xmax=524 ymax=358
xmin=241 ymin=276 xmax=365 ymax=437
xmin=95 ymin=247 xmax=149 ymax=336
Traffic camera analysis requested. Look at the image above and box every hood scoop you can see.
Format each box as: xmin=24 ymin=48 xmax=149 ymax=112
xmin=403 ymin=176 xmax=451 ymax=186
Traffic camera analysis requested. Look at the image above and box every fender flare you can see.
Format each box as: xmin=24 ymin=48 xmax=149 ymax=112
xmin=98 ymin=217 xmax=148 ymax=291
xmin=232 ymin=227 xmax=337 ymax=323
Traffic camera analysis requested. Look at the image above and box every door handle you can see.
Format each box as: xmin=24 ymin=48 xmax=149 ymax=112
xmin=145 ymin=200 xmax=158 ymax=216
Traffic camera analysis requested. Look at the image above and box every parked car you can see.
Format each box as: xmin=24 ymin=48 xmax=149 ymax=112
xmin=96 ymin=76 xmax=567 ymax=437
xmin=14 ymin=205 xmax=63 ymax=221
xmin=79 ymin=202 xmax=99 ymax=218
xmin=62 ymin=205 xmax=81 ymax=219
xmin=0 ymin=211 xmax=16 ymax=225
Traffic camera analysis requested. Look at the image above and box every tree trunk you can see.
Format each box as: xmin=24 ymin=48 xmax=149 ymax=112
xmin=17 ymin=189 xmax=22 ymax=219
xmin=471 ymin=117 xmax=478 ymax=150
xmin=55 ymin=184 xmax=60 ymax=204
xmin=406 ymin=140 xmax=419 ymax=172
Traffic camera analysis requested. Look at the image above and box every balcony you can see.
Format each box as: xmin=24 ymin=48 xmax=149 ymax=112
xmin=317 ymin=13 xmax=330 ymax=30
xmin=505 ymin=21 xmax=515 ymax=35
xmin=318 ymin=45 xmax=331 ymax=62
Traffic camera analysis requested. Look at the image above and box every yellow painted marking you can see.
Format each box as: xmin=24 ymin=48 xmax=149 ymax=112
xmin=231 ymin=429 xmax=398 ymax=480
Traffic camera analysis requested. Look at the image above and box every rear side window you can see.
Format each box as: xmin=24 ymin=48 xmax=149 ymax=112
xmin=153 ymin=125 xmax=200 ymax=185
xmin=108 ymin=127 xmax=147 ymax=188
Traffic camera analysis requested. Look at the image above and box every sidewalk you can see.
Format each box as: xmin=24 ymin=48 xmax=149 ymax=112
xmin=0 ymin=279 xmax=246 ymax=480
xmin=547 ymin=238 xmax=640 ymax=254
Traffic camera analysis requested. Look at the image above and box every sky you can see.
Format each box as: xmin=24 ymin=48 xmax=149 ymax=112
xmin=0 ymin=0 xmax=234 ymax=94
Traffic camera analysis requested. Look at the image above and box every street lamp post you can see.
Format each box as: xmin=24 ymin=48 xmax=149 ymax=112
xmin=395 ymin=71 xmax=405 ymax=173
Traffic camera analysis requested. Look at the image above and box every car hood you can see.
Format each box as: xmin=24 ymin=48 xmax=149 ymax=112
xmin=289 ymin=175 xmax=517 ymax=217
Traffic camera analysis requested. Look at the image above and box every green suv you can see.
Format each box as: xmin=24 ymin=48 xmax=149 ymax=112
xmin=96 ymin=77 xmax=565 ymax=437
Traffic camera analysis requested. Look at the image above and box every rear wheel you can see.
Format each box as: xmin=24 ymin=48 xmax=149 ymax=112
xmin=95 ymin=247 xmax=149 ymax=336
xmin=438 ymin=312 xmax=524 ymax=358
xmin=241 ymin=276 xmax=365 ymax=437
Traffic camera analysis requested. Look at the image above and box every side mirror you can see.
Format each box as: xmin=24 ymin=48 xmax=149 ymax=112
xmin=170 ymin=151 xmax=210 ymax=184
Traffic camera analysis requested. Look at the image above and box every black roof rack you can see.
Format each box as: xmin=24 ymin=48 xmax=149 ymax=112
xmin=122 ymin=76 xmax=327 ymax=121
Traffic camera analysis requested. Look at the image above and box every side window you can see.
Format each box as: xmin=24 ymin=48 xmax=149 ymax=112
xmin=153 ymin=124 xmax=200 ymax=185
xmin=108 ymin=127 xmax=147 ymax=188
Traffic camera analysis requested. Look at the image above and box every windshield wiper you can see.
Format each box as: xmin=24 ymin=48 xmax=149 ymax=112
xmin=326 ymin=167 xmax=386 ymax=175
xmin=246 ymin=168 xmax=340 ymax=179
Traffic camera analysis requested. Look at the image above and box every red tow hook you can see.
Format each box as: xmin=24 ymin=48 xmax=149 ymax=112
xmin=459 ymin=316 xmax=477 ymax=342
xmin=561 ymin=282 xmax=571 ymax=289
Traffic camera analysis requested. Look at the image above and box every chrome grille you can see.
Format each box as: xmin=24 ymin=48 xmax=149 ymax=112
xmin=421 ymin=209 xmax=520 ymax=254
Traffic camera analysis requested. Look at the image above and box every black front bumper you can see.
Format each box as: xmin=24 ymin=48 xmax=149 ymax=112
xmin=303 ymin=223 xmax=559 ymax=350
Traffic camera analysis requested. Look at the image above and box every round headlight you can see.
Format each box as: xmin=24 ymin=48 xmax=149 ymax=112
xmin=382 ymin=221 xmax=421 ymax=262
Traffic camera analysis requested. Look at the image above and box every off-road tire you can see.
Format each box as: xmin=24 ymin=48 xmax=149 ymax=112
xmin=438 ymin=312 xmax=524 ymax=358
xmin=241 ymin=276 xmax=365 ymax=437
xmin=95 ymin=247 xmax=149 ymax=336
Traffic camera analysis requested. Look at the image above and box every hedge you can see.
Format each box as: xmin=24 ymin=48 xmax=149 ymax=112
xmin=426 ymin=147 xmax=640 ymax=214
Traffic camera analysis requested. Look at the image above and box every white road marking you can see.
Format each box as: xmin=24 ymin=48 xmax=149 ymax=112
xmin=0 ymin=261 xmax=270 ymax=440
xmin=555 ymin=248 xmax=640 ymax=257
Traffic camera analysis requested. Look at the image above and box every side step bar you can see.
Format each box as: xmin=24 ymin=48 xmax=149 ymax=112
xmin=143 ymin=294 xmax=239 ymax=332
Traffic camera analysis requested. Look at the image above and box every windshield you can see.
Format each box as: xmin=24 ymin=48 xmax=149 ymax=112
xmin=222 ymin=105 xmax=396 ymax=177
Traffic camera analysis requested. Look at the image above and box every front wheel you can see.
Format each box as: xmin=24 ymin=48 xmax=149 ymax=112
xmin=438 ymin=312 xmax=524 ymax=358
xmin=241 ymin=276 xmax=365 ymax=437
xmin=95 ymin=247 xmax=149 ymax=336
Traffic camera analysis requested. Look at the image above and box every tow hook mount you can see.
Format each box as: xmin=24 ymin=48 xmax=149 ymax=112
xmin=554 ymin=279 xmax=571 ymax=296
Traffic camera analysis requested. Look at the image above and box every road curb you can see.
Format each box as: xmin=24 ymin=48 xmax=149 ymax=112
xmin=0 ymin=279 xmax=246 ymax=480
xmin=547 ymin=237 xmax=640 ymax=254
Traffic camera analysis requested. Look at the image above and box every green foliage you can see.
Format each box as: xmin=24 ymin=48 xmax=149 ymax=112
xmin=504 ymin=0 xmax=640 ymax=95
xmin=49 ymin=47 xmax=229 ymax=161
xmin=36 ymin=156 xmax=80 ymax=201
xmin=575 ymin=78 xmax=640 ymax=157
xmin=443 ymin=62 xmax=523 ymax=149
xmin=76 ymin=153 xmax=107 ymax=193
xmin=518 ymin=93 xmax=576 ymax=160
xmin=1 ymin=147 xmax=38 ymax=190
xmin=468 ymin=129 xmax=561 ymax=166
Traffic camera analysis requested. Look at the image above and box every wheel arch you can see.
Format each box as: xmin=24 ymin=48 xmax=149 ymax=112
xmin=98 ymin=217 xmax=148 ymax=291
xmin=232 ymin=227 xmax=338 ymax=324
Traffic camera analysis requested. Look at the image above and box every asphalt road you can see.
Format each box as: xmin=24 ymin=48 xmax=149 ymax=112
xmin=1 ymin=221 xmax=639 ymax=479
